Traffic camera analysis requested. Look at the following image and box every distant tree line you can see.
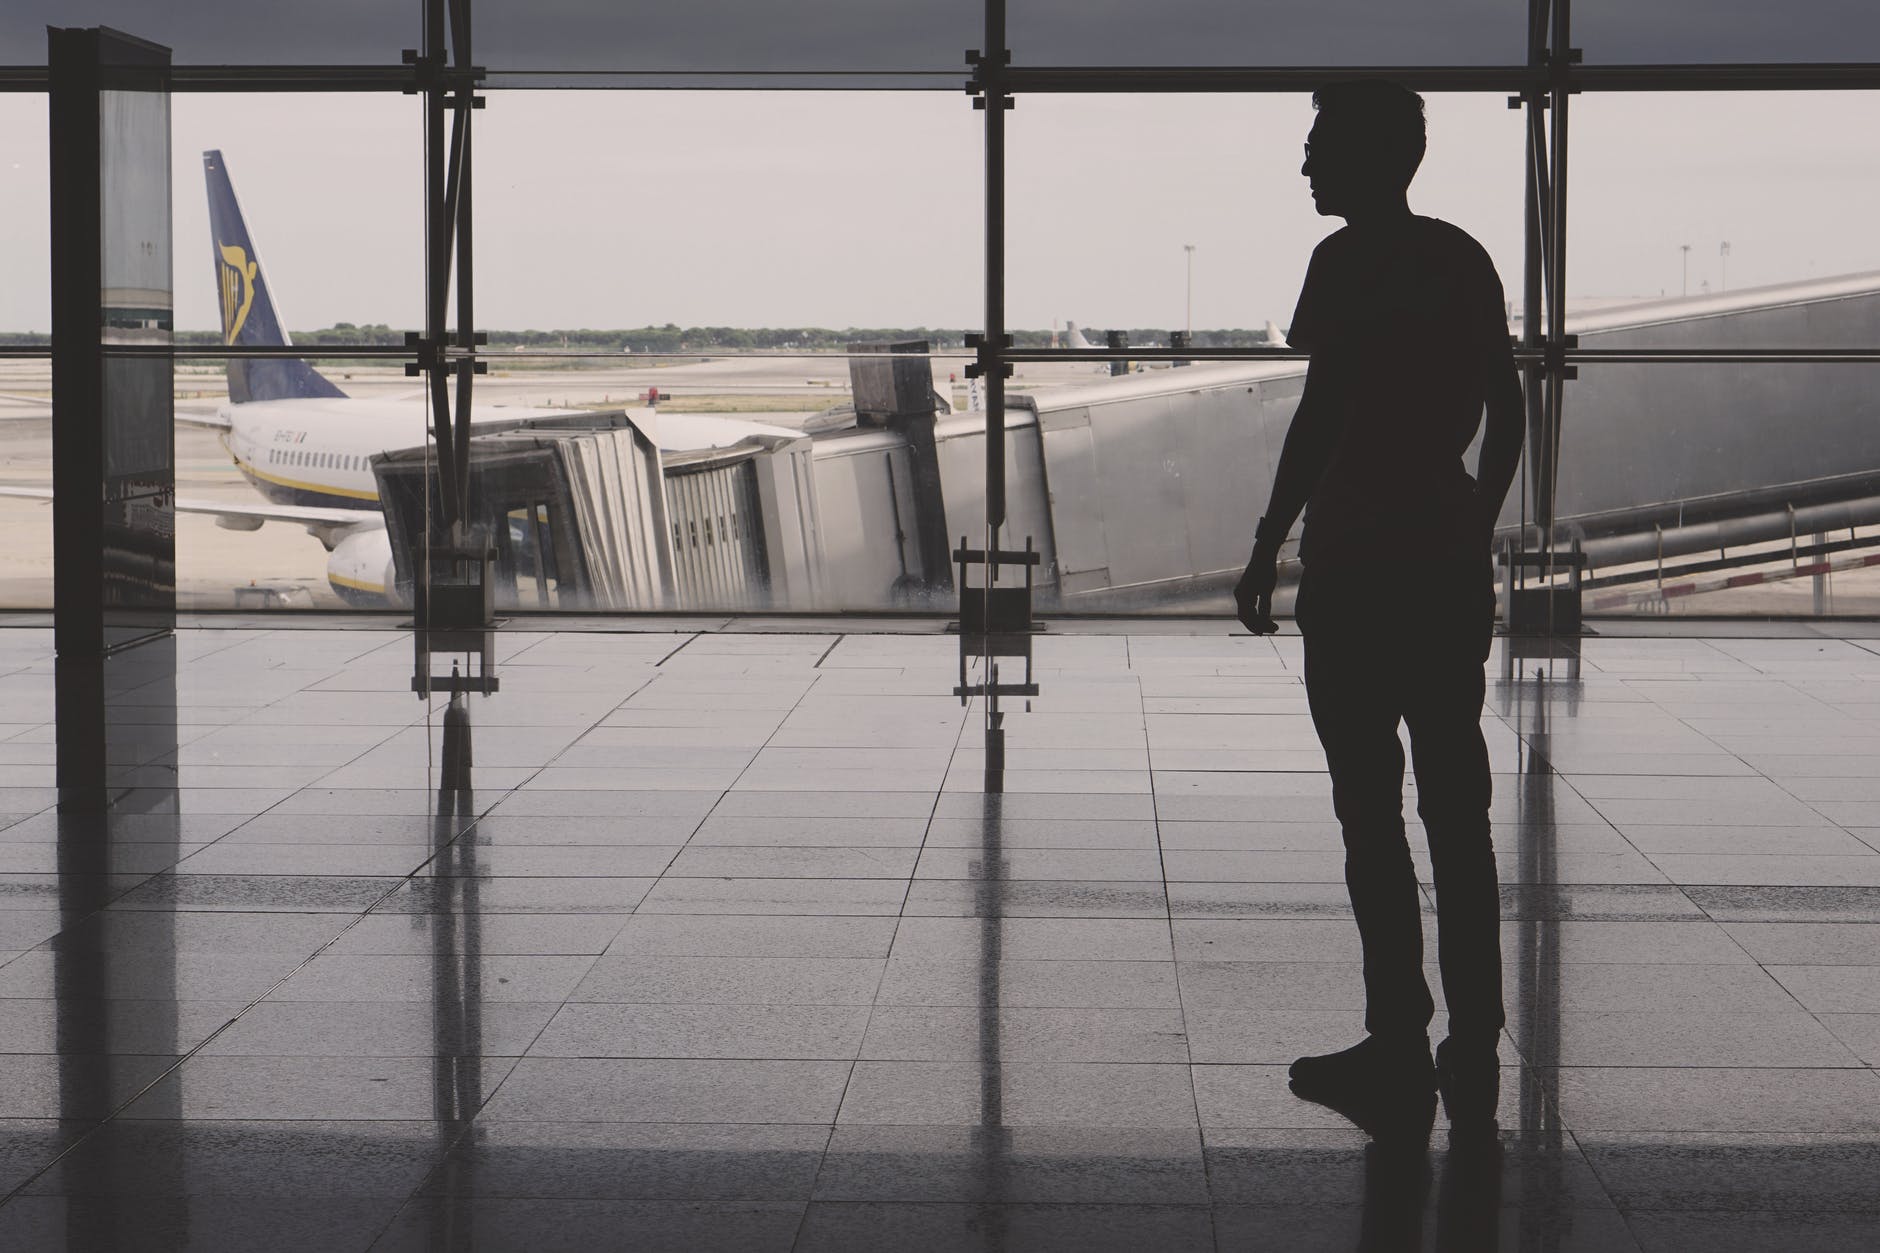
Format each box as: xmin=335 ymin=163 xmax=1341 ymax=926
xmin=1 ymin=323 xmax=1280 ymax=351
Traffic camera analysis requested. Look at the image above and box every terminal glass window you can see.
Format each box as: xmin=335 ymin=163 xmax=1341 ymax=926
xmin=4 ymin=2 xmax=1878 ymax=620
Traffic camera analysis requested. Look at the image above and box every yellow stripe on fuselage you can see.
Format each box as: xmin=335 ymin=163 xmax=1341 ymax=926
xmin=237 ymin=456 xmax=379 ymax=503
xmin=327 ymin=570 xmax=385 ymax=593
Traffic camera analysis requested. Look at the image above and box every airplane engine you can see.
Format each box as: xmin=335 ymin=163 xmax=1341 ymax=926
xmin=326 ymin=527 xmax=396 ymax=607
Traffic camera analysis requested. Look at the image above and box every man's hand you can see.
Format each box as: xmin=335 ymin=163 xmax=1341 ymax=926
xmin=1235 ymin=546 xmax=1280 ymax=635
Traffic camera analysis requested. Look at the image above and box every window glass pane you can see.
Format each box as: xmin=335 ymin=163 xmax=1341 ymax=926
xmin=1554 ymin=365 xmax=1880 ymax=618
xmin=1006 ymin=92 xmax=1523 ymax=614
xmin=0 ymin=96 xmax=50 ymax=338
xmin=475 ymin=91 xmax=977 ymax=331
xmin=2 ymin=2 xmax=412 ymax=65
xmin=0 ymin=360 xmax=52 ymax=608
xmin=1011 ymin=0 xmax=1525 ymax=67
xmin=0 ymin=97 xmax=52 ymax=606
xmin=7 ymin=2 xmax=1531 ymax=73
xmin=173 ymin=94 xmax=420 ymax=345
xmin=1575 ymin=2 xmax=1877 ymax=64
xmin=161 ymin=95 xmax=417 ymax=611
xmin=478 ymin=0 xmax=975 ymax=75
xmin=1569 ymin=93 xmax=1880 ymax=346
xmin=458 ymin=350 xmax=989 ymax=613
xmin=1008 ymin=92 xmax=1523 ymax=346
xmin=179 ymin=352 xmax=403 ymax=611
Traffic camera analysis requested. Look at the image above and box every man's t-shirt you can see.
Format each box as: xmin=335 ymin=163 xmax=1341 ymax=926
xmin=1285 ymin=215 xmax=1511 ymax=569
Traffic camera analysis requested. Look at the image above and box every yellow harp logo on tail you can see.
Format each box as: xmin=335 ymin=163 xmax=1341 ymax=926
xmin=217 ymin=243 xmax=258 ymax=345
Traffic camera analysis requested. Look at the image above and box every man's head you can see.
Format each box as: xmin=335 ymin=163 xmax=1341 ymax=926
xmin=1302 ymin=80 xmax=1427 ymax=219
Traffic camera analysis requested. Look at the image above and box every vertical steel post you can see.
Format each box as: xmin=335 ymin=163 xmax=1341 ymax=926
xmin=1547 ymin=0 xmax=1572 ymax=534
xmin=422 ymin=0 xmax=455 ymax=533
xmin=978 ymin=0 xmax=1010 ymax=606
xmin=450 ymin=0 xmax=476 ymax=521
xmin=1546 ymin=0 xmax=1575 ymax=633
xmin=1521 ymin=0 xmax=1548 ymax=561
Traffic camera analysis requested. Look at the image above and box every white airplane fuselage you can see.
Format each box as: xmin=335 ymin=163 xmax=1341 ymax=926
xmin=217 ymin=396 xmax=567 ymax=511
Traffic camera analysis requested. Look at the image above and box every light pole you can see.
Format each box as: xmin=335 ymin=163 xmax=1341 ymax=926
xmin=1720 ymin=240 xmax=1731 ymax=291
xmin=1680 ymin=244 xmax=1692 ymax=296
xmin=1184 ymin=244 xmax=1196 ymax=338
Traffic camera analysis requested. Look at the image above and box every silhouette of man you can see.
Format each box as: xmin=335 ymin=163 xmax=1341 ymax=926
xmin=1235 ymin=80 xmax=1525 ymax=1132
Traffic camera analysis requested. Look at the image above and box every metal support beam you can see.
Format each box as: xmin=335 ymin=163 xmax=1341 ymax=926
xmin=7 ymin=60 xmax=1880 ymax=95
xmin=1510 ymin=0 xmax=1582 ymax=636
xmin=967 ymin=0 xmax=1016 ymax=638
xmin=414 ymin=0 xmax=484 ymax=540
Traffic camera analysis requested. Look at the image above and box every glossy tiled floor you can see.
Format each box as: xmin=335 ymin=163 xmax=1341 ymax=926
xmin=1 ymin=622 xmax=1878 ymax=1250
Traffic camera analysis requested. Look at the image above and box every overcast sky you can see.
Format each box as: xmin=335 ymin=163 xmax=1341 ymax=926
xmin=2 ymin=10 xmax=1877 ymax=333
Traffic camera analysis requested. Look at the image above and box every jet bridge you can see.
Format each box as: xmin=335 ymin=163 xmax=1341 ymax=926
xmin=370 ymin=272 xmax=1880 ymax=616
xmin=375 ymin=410 xmax=676 ymax=612
xmin=374 ymin=408 xmax=826 ymax=613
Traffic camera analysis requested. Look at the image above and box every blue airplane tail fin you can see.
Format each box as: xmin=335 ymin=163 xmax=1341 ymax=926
xmin=202 ymin=149 xmax=347 ymax=403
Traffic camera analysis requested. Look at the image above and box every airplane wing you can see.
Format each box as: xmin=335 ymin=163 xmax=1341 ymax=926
xmin=0 ymin=486 xmax=376 ymax=549
xmin=176 ymin=409 xmax=233 ymax=431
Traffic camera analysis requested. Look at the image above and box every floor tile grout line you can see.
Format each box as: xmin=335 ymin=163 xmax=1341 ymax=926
xmin=0 ymin=657 xmax=682 ymax=1213
xmin=777 ymin=654 xmax=965 ymax=1251
xmin=1135 ymin=639 xmax=1224 ymax=1237
xmin=272 ymin=665 xmax=689 ymax=1246
xmin=811 ymin=634 xmax=845 ymax=669
xmin=652 ymin=632 xmax=703 ymax=667
xmin=396 ymin=662 xmax=687 ymax=1119
xmin=0 ymin=866 xmax=428 ymax=1211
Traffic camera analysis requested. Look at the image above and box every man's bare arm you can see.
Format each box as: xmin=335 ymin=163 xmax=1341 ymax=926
xmin=1257 ymin=352 xmax=1347 ymax=545
xmin=1472 ymin=354 xmax=1525 ymax=530
xmin=1234 ymin=353 xmax=1346 ymax=631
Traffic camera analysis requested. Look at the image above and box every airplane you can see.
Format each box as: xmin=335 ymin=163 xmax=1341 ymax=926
xmin=0 ymin=149 xmax=606 ymax=604
xmin=1061 ymin=317 xmax=1287 ymax=361
xmin=182 ymin=148 xmax=603 ymax=605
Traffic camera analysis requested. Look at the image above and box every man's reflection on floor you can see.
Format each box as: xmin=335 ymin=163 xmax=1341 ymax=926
xmin=1351 ymin=1132 xmax=1508 ymax=1252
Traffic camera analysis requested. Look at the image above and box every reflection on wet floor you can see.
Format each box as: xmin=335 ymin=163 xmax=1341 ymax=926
xmin=0 ymin=623 xmax=1876 ymax=1249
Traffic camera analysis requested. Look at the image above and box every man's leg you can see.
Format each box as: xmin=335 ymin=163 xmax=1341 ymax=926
xmin=1403 ymin=591 xmax=1502 ymax=1048
xmin=1402 ymin=569 xmax=1503 ymax=1133
xmin=1302 ymin=622 xmax=1435 ymax=1045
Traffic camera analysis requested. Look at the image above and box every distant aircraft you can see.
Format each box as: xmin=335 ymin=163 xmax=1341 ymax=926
xmin=1061 ymin=318 xmax=1288 ymax=356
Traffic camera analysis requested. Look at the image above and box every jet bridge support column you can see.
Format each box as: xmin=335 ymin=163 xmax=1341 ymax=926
xmin=1506 ymin=0 xmax=1582 ymax=635
xmin=967 ymin=0 xmax=1032 ymax=639
xmin=411 ymin=0 xmax=486 ymax=542
xmin=409 ymin=0 xmax=496 ymax=697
